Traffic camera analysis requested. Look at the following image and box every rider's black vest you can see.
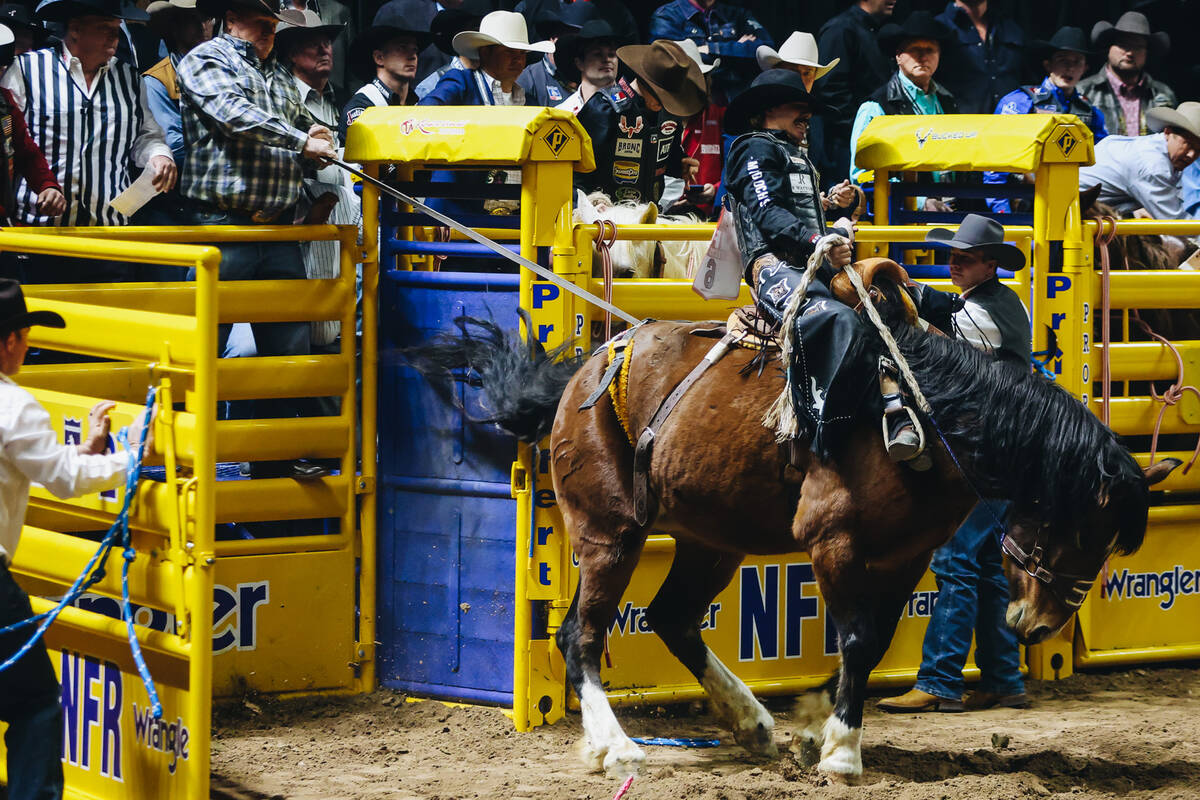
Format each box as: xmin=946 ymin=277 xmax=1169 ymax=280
xmin=730 ymin=131 xmax=826 ymax=265
xmin=868 ymin=71 xmax=960 ymax=116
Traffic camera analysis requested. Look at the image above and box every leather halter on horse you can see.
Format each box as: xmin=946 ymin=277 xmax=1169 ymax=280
xmin=1000 ymin=531 xmax=1096 ymax=610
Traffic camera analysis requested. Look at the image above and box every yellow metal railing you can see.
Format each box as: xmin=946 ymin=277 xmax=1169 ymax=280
xmin=0 ymin=221 xmax=372 ymax=799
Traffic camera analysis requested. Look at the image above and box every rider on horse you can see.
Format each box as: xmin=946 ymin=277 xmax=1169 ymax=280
xmin=723 ymin=68 xmax=948 ymax=462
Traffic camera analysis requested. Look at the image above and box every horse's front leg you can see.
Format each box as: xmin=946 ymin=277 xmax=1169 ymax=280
xmin=814 ymin=555 xmax=930 ymax=779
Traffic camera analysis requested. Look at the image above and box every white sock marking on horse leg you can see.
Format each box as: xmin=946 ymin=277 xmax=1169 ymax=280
xmin=818 ymin=715 xmax=863 ymax=776
xmin=700 ymin=650 xmax=777 ymax=757
xmin=790 ymin=690 xmax=834 ymax=765
xmin=578 ymin=678 xmax=644 ymax=777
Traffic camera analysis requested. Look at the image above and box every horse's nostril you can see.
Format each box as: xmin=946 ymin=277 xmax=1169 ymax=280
xmin=1028 ymin=625 xmax=1052 ymax=644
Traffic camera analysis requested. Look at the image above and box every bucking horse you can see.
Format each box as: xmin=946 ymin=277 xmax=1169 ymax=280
xmin=407 ymin=260 xmax=1179 ymax=781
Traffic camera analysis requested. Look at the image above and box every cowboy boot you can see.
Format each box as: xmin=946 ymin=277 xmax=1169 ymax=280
xmin=879 ymin=357 xmax=925 ymax=464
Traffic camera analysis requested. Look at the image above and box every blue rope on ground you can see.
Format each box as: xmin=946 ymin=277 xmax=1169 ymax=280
xmin=631 ymin=737 xmax=720 ymax=748
xmin=0 ymin=386 xmax=163 ymax=719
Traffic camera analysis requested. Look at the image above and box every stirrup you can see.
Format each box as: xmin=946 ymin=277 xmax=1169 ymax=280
xmin=882 ymin=405 xmax=928 ymax=465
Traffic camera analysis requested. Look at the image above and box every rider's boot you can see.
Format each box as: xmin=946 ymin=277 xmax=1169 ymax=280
xmin=879 ymin=357 xmax=926 ymax=467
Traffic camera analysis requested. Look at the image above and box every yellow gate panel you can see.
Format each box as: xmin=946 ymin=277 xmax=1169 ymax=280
xmin=210 ymin=549 xmax=358 ymax=695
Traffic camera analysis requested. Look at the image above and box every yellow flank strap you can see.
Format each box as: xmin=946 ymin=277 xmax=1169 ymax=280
xmin=608 ymin=337 xmax=636 ymax=448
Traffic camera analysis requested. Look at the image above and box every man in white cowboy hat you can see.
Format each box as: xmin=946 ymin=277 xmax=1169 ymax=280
xmin=143 ymin=0 xmax=213 ymax=172
xmin=1077 ymin=11 xmax=1176 ymax=138
xmin=756 ymin=31 xmax=838 ymax=93
xmin=1079 ymin=102 xmax=1200 ymax=222
xmin=419 ymin=10 xmax=553 ymax=107
xmin=0 ymin=278 xmax=152 ymax=800
xmin=878 ymin=214 xmax=1030 ymax=714
xmin=341 ymin=0 xmax=432 ymax=136
xmin=574 ymin=40 xmax=706 ymax=206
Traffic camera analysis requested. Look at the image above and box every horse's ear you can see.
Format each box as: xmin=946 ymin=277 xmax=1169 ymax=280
xmin=1080 ymin=184 xmax=1102 ymax=214
xmin=574 ymin=189 xmax=599 ymax=224
xmin=641 ymin=203 xmax=659 ymax=225
xmin=1143 ymin=457 xmax=1183 ymax=487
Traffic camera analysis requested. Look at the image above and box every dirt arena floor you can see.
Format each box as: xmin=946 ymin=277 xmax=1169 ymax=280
xmin=211 ymin=663 xmax=1200 ymax=800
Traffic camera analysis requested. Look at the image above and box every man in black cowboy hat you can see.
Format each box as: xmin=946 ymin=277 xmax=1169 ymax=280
xmin=341 ymin=0 xmax=432 ymax=136
xmin=574 ymin=39 xmax=705 ymax=205
xmin=1 ymin=0 xmax=175 ymax=259
xmin=1077 ymin=11 xmax=1176 ymax=138
xmin=515 ymin=0 xmax=582 ymax=107
xmin=723 ymin=68 xmax=927 ymax=462
xmin=849 ymin=11 xmax=956 ymax=201
xmin=555 ymin=15 xmax=620 ymax=115
xmin=878 ymin=214 xmax=1030 ymax=714
xmin=0 ymin=278 xmax=152 ymax=800
xmin=984 ymin=26 xmax=1108 ymax=215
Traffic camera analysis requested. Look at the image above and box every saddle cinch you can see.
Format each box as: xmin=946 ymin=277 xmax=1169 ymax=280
xmin=580 ymin=257 xmax=917 ymax=524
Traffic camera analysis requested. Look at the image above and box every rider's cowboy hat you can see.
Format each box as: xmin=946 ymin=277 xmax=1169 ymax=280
xmin=351 ymin=0 xmax=435 ymax=82
xmin=35 ymin=0 xmax=148 ymax=23
xmin=616 ymin=40 xmax=707 ymax=118
xmin=925 ymin=214 xmax=1027 ymax=271
xmin=1091 ymin=11 xmax=1169 ymax=57
xmin=453 ymin=10 xmax=554 ymax=61
xmin=877 ymin=11 xmax=954 ymax=54
xmin=674 ymin=37 xmax=716 ymax=75
xmin=1146 ymin=102 xmax=1200 ymax=143
xmin=1029 ymin=26 xmax=1092 ymax=60
xmin=756 ymin=31 xmax=838 ymax=78
xmin=275 ymin=8 xmax=344 ymax=50
xmin=0 ymin=279 xmax=65 ymax=339
xmin=723 ymin=68 xmax=823 ymax=136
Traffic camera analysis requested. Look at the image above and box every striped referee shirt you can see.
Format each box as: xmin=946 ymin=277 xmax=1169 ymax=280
xmin=177 ymin=34 xmax=316 ymax=220
xmin=0 ymin=44 xmax=172 ymax=226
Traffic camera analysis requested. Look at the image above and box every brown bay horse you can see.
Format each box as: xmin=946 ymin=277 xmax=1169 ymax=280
xmin=408 ymin=283 xmax=1179 ymax=780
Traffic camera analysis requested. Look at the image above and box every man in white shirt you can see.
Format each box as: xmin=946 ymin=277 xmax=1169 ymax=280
xmin=1 ymin=0 xmax=175 ymax=282
xmin=0 ymin=279 xmax=150 ymax=800
xmin=1079 ymin=102 xmax=1200 ymax=221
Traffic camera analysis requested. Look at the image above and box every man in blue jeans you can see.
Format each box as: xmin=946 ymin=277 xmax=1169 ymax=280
xmin=878 ymin=215 xmax=1032 ymax=713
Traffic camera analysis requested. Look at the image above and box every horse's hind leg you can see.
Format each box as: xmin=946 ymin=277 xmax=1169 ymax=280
xmin=555 ymin=523 xmax=648 ymax=778
xmin=644 ymin=541 xmax=778 ymax=758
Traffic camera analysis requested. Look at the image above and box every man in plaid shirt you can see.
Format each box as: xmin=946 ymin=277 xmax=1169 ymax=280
xmin=177 ymin=0 xmax=338 ymax=480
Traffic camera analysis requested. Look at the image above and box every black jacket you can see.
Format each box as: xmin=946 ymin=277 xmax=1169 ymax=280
xmin=934 ymin=0 xmax=1025 ymax=115
xmin=867 ymin=71 xmax=960 ymax=116
xmin=517 ymin=58 xmax=569 ymax=107
xmin=574 ymin=80 xmax=685 ymax=204
xmin=724 ymin=130 xmax=852 ymax=272
xmin=815 ymin=6 xmax=891 ymax=140
xmin=957 ymin=277 xmax=1032 ymax=367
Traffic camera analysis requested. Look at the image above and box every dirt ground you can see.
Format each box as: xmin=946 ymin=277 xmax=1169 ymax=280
xmin=211 ymin=663 xmax=1200 ymax=800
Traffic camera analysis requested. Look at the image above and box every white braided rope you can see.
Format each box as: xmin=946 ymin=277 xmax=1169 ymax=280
xmin=762 ymin=236 xmax=930 ymax=442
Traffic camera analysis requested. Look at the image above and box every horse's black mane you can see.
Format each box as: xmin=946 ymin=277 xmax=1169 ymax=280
xmin=893 ymin=325 xmax=1148 ymax=554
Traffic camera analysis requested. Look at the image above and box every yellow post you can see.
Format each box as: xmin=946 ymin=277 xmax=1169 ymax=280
xmin=359 ymin=171 xmax=381 ymax=693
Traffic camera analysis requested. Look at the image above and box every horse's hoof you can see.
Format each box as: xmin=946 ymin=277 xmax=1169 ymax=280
xmin=790 ymin=733 xmax=821 ymax=768
xmin=817 ymin=766 xmax=864 ymax=786
xmin=602 ymin=740 xmax=646 ymax=779
xmin=818 ymin=717 xmax=862 ymax=778
xmin=576 ymin=737 xmax=605 ymax=772
xmin=735 ymin=721 xmax=778 ymax=758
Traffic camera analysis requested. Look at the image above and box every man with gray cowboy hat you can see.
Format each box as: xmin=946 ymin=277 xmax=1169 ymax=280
xmin=574 ymin=39 xmax=706 ymax=206
xmin=341 ymin=0 xmax=432 ymax=136
xmin=878 ymin=213 xmax=1030 ymax=714
xmin=723 ymin=68 xmax=937 ymax=463
xmin=0 ymin=278 xmax=153 ymax=800
xmin=1079 ymin=102 xmax=1200 ymax=222
xmin=1077 ymin=11 xmax=1175 ymax=138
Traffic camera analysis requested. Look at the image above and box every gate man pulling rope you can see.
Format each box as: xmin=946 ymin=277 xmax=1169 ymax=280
xmin=0 ymin=279 xmax=152 ymax=800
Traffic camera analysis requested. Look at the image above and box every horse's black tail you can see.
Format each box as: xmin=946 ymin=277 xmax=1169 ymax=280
xmin=402 ymin=311 xmax=585 ymax=442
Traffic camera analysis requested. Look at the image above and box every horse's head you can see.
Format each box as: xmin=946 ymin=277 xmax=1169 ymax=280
xmin=573 ymin=190 xmax=660 ymax=279
xmin=1002 ymin=457 xmax=1181 ymax=644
